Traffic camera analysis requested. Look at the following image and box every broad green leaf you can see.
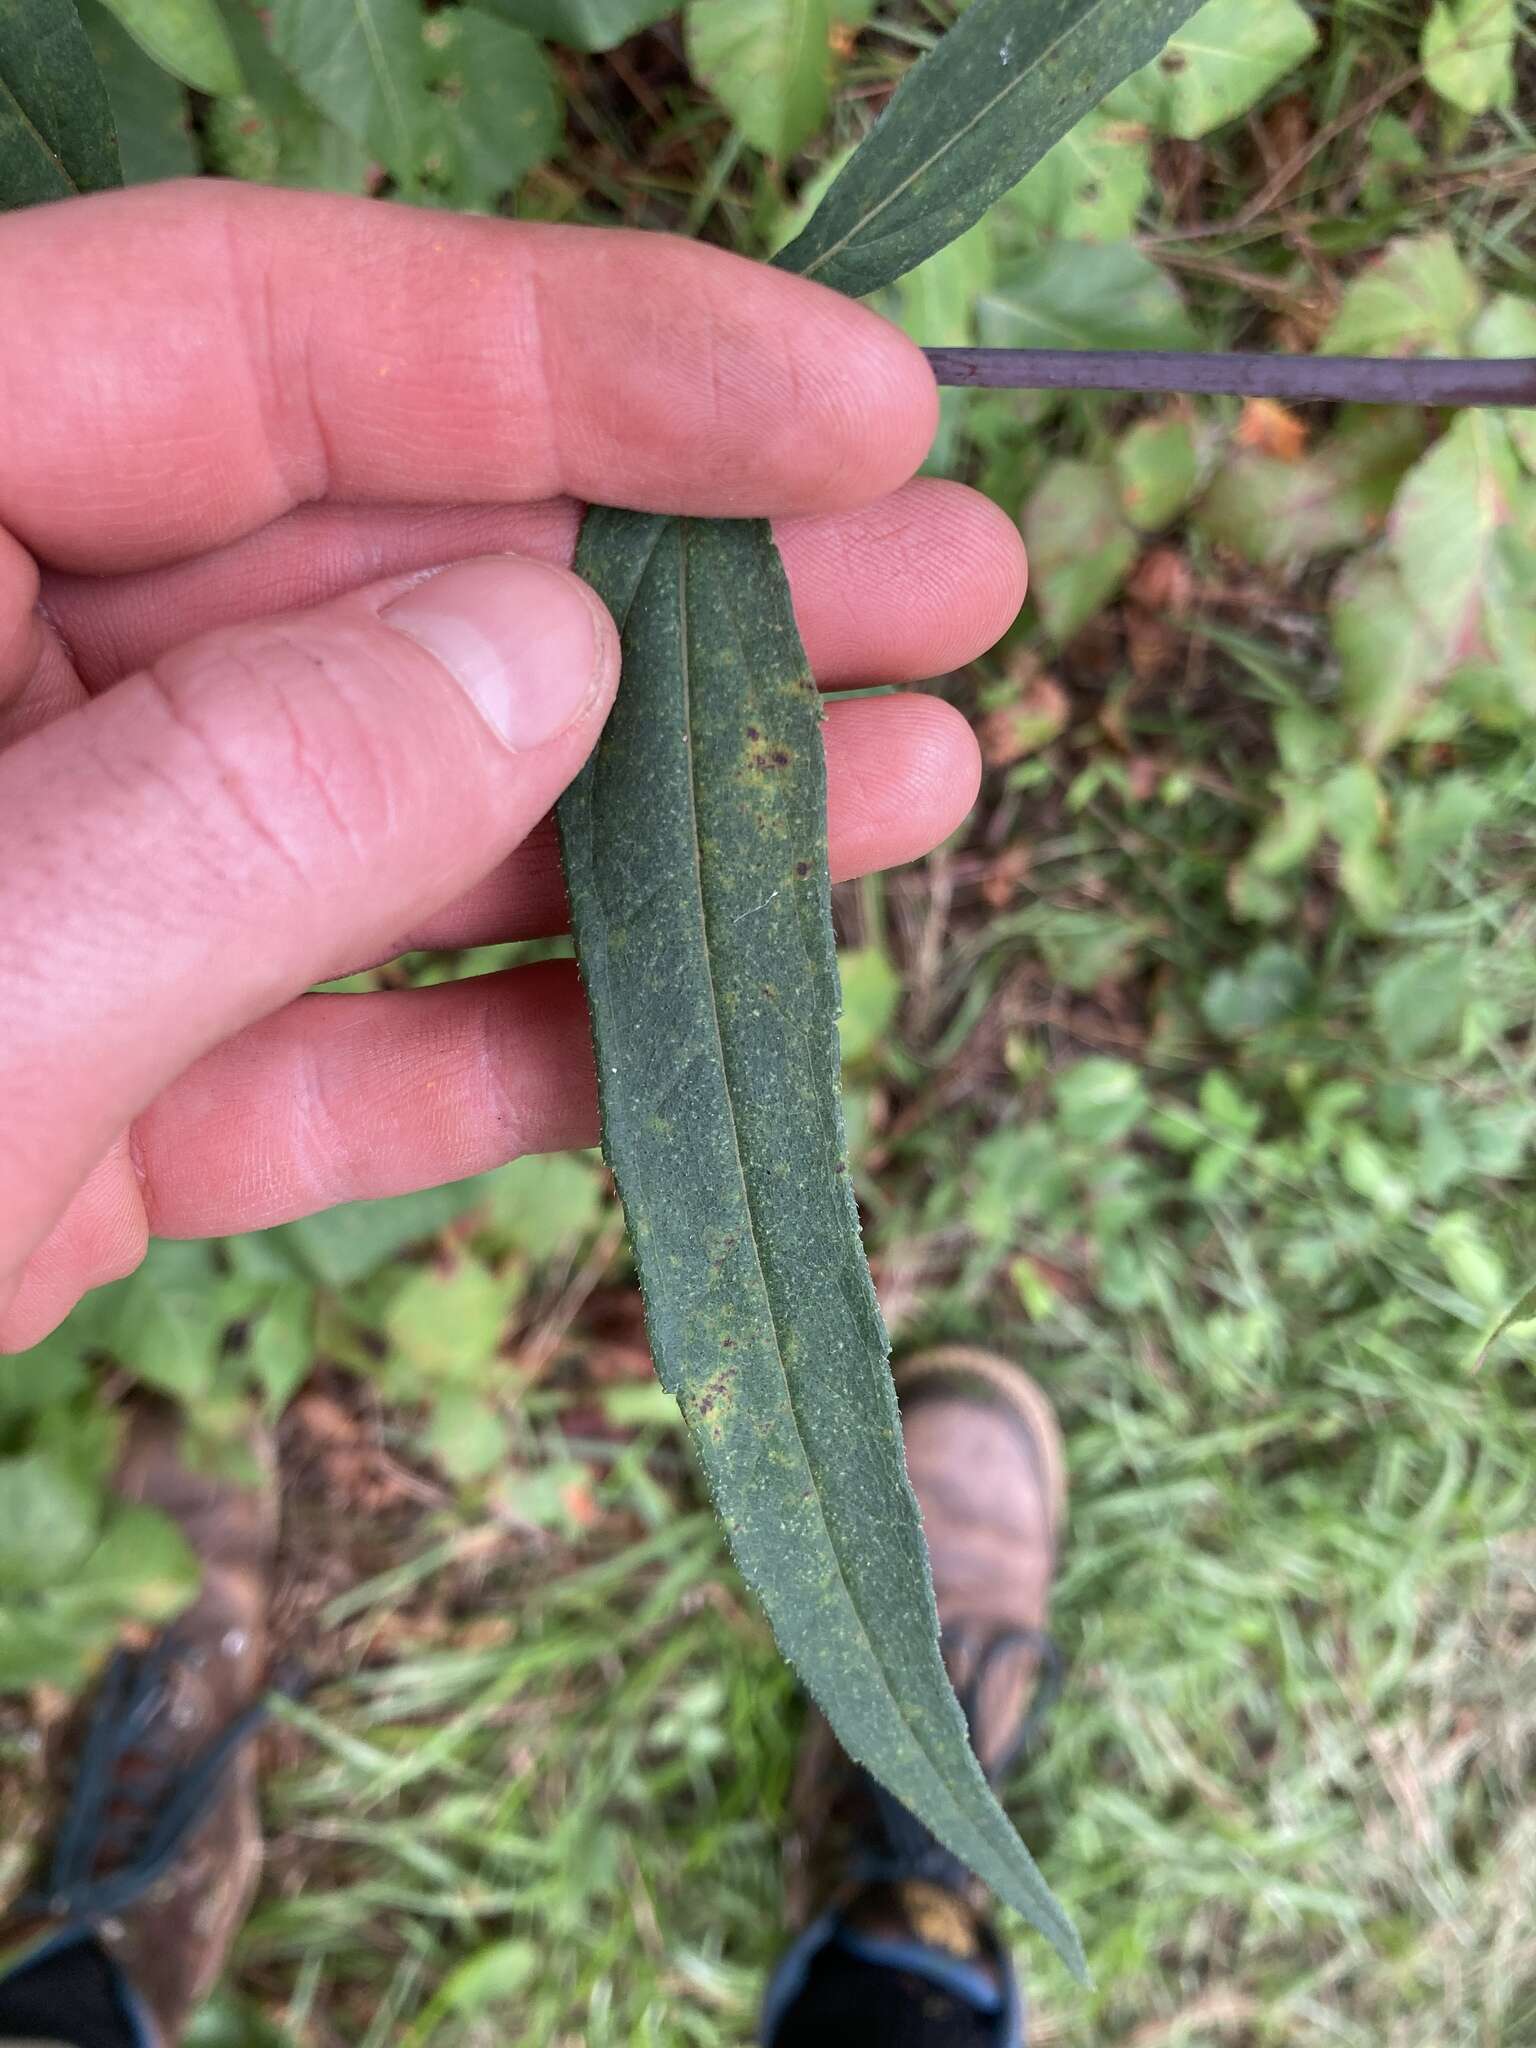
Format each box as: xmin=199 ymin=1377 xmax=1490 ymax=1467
xmin=1200 ymin=1070 xmax=1262 ymax=1140
xmin=0 ymin=1453 xmax=99 ymax=1591
xmin=1055 ymin=1058 xmax=1147 ymax=1145
xmin=98 ymin=1240 xmax=224 ymax=1400
xmin=270 ymin=0 xmax=421 ymax=175
xmin=775 ymin=0 xmax=1204 ymax=297
xmin=1327 ymin=414 xmax=1511 ymax=757
xmin=488 ymin=1153 xmax=604 ymax=1262
xmin=1321 ymin=232 xmax=1482 ymax=358
xmin=1430 ymin=1212 xmax=1507 ymax=1308
xmin=1372 ymin=947 xmax=1469 ymax=1063
xmin=420 ymin=9 xmax=559 ymax=208
xmin=1322 ymin=761 xmax=1387 ymax=860
xmin=1340 ymin=1130 xmax=1410 ymax=1217
xmin=425 ymin=1389 xmax=511 ymax=1484
xmin=1331 ymin=552 xmax=1445 ymax=760
xmin=1226 ymin=865 xmax=1293 ymax=927
xmin=474 ymin=0 xmax=673 ymax=49
xmin=686 ymin=0 xmax=833 ymax=161
xmin=838 ymin=947 xmax=901 ymax=1066
xmin=889 ymin=216 xmax=993 ymax=350
xmin=1024 ymin=459 xmax=1138 ymax=644
xmin=1472 ymin=293 xmax=1536 ymax=477
xmin=968 ymin=1127 xmax=1066 ymax=1243
xmin=1423 ymin=0 xmax=1516 ymax=115
xmin=244 ymin=1280 xmax=316 ymax=1410
xmin=28 ymin=1392 xmax=121 ymax=1493
xmin=1321 ymin=765 xmax=1400 ymax=930
xmin=1390 ymin=413 xmax=1531 ymax=688
xmin=1196 ymin=406 xmax=1427 ymax=571
xmin=210 ymin=0 xmax=373 ymax=190
xmin=1196 ymin=458 xmax=1368 ymax=571
xmin=1395 ymin=775 xmax=1493 ymax=896
xmin=1036 ymin=908 xmax=1145 ymax=991
xmin=1009 ymin=109 xmax=1150 ymax=245
xmin=206 ymin=94 xmax=372 ymax=188
xmin=0 ymin=1323 xmax=91 ymax=1414
xmin=1487 ymin=516 xmax=1536 ymax=695
xmin=271 ymin=0 xmax=555 ymax=204
xmin=1361 ymin=112 xmax=1426 ymax=209
xmin=1201 ymin=943 xmax=1311 ymax=1038
xmin=557 ymin=508 xmax=1082 ymax=1969
xmin=0 ymin=1606 xmax=110 ymax=1690
xmin=1115 ymin=413 xmax=1201 ymax=532
xmin=54 ymin=1502 xmax=199 ymax=1622
xmin=1324 ymin=404 xmax=1433 ymax=503
xmin=271 ymin=1177 xmax=492 ymax=1288
xmin=97 ymin=0 xmax=241 ymax=96
xmin=1107 ymin=0 xmax=1317 ymax=140
xmin=78 ymin=0 xmax=194 ymax=180
xmin=978 ymin=240 xmax=1197 ymax=353
xmin=1273 ymin=703 xmax=1342 ymax=778
xmin=1247 ymin=784 xmax=1324 ymax=875
xmin=382 ymin=1257 xmax=509 ymax=1386
xmin=0 ymin=0 xmax=121 ymax=207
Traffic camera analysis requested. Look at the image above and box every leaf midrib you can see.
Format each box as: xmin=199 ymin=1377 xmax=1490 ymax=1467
xmin=351 ymin=0 xmax=413 ymax=166
xmin=798 ymin=0 xmax=1123 ymax=281
xmin=673 ymin=521 xmax=942 ymax=1777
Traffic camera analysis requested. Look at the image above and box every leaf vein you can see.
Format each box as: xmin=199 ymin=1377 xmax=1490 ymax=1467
xmin=800 ymin=0 xmax=1122 ymax=282
xmin=675 ymin=522 xmax=925 ymax=1737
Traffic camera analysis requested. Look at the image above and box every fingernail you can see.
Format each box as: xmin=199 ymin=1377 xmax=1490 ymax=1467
xmin=381 ymin=556 xmax=612 ymax=751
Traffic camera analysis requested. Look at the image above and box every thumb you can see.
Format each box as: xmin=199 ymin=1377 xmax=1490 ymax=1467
xmin=0 ymin=554 xmax=618 ymax=1278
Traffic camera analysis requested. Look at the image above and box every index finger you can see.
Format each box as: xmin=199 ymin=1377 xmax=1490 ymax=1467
xmin=2 ymin=182 xmax=938 ymax=574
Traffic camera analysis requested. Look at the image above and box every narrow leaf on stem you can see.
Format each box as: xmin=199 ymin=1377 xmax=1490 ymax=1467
xmin=774 ymin=0 xmax=1206 ymax=298
xmin=556 ymin=508 xmax=1084 ymax=1973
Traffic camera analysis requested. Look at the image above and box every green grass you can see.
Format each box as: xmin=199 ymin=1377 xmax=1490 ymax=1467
xmin=9 ymin=3 xmax=1536 ymax=2043
xmin=233 ymin=1516 xmax=794 ymax=2048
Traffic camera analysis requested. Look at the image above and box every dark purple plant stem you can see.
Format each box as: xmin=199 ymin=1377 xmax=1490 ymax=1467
xmin=924 ymin=348 xmax=1536 ymax=408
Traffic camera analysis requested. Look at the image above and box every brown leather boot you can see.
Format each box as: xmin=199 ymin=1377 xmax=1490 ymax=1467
xmin=768 ymin=1347 xmax=1066 ymax=2044
xmin=1 ymin=1397 xmax=279 ymax=2047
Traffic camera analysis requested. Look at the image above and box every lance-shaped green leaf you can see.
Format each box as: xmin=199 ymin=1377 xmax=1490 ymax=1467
xmin=557 ymin=508 xmax=1083 ymax=1972
xmin=774 ymin=0 xmax=1204 ymax=298
xmin=0 ymin=0 xmax=121 ymax=208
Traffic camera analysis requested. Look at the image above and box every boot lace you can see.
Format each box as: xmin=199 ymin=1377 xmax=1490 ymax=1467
xmin=9 ymin=1636 xmax=303 ymax=1943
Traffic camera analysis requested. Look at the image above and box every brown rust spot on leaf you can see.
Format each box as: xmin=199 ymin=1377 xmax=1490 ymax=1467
xmin=693 ymin=1363 xmax=739 ymax=1430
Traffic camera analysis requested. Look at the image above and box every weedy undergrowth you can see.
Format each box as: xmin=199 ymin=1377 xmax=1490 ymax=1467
xmin=30 ymin=0 xmax=1490 ymax=1968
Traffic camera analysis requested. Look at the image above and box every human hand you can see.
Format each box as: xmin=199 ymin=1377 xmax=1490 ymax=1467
xmin=0 ymin=182 xmax=1027 ymax=1352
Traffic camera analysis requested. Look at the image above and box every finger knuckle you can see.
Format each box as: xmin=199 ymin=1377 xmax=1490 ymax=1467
xmin=135 ymin=620 xmax=400 ymax=895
